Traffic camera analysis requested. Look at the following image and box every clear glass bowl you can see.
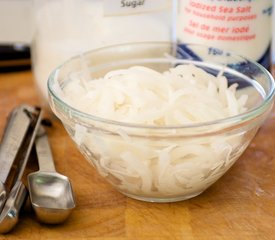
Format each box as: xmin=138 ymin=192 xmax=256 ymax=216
xmin=48 ymin=42 xmax=275 ymax=202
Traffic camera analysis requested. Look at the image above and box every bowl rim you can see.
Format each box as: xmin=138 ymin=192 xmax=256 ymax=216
xmin=47 ymin=42 xmax=275 ymax=130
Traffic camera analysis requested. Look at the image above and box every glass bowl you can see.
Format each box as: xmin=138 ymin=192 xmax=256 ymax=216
xmin=48 ymin=42 xmax=275 ymax=202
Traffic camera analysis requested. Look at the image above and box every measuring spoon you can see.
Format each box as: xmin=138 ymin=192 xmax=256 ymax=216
xmin=0 ymin=105 xmax=42 ymax=233
xmin=0 ymin=105 xmax=31 ymax=212
xmin=0 ymin=182 xmax=27 ymax=234
xmin=27 ymin=126 xmax=75 ymax=224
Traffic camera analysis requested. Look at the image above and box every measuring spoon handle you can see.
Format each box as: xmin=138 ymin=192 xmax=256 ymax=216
xmin=35 ymin=126 xmax=56 ymax=172
xmin=0 ymin=105 xmax=31 ymax=184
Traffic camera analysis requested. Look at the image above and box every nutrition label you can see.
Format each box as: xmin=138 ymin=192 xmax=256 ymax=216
xmin=177 ymin=0 xmax=272 ymax=65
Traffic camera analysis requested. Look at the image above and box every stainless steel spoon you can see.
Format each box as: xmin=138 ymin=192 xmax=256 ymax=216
xmin=27 ymin=126 xmax=76 ymax=224
xmin=0 ymin=181 xmax=27 ymax=233
xmin=0 ymin=105 xmax=42 ymax=233
xmin=0 ymin=105 xmax=31 ymax=212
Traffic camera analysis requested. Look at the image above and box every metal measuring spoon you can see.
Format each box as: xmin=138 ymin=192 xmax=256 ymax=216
xmin=27 ymin=126 xmax=75 ymax=224
xmin=0 ymin=105 xmax=31 ymax=212
xmin=0 ymin=105 xmax=42 ymax=233
xmin=0 ymin=182 xmax=27 ymax=233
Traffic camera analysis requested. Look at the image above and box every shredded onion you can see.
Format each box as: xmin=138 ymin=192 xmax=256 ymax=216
xmin=63 ymin=64 xmax=249 ymax=198
xmin=64 ymin=65 xmax=248 ymax=125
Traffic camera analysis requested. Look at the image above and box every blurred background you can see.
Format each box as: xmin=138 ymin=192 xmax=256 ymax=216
xmin=0 ymin=0 xmax=32 ymax=44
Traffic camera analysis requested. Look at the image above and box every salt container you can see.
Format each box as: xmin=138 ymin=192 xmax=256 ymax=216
xmin=177 ymin=0 xmax=273 ymax=70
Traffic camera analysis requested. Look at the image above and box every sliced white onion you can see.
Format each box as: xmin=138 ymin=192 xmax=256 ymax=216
xmin=63 ymin=64 xmax=249 ymax=197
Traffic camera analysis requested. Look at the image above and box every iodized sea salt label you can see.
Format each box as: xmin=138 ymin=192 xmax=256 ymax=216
xmin=177 ymin=0 xmax=273 ymax=70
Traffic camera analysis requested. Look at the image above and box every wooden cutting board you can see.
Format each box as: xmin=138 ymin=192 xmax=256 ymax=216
xmin=0 ymin=70 xmax=275 ymax=240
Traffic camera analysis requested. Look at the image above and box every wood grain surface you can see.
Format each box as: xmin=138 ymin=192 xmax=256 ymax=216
xmin=0 ymin=69 xmax=274 ymax=240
